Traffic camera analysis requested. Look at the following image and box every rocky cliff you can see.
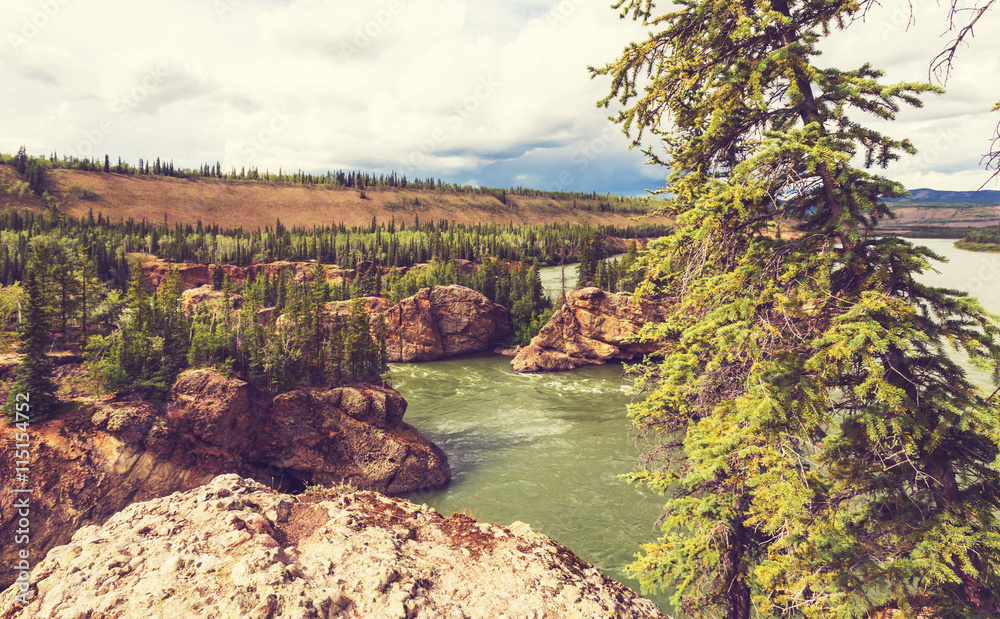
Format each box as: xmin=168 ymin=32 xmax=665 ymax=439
xmin=0 ymin=474 xmax=668 ymax=619
xmin=142 ymin=258 xmax=478 ymax=292
xmin=511 ymin=287 xmax=673 ymax=373
xmin=142 ymin=258 xmax=360 ymax=291
xmin=324 ymin=285 xmax=512 ymax=363
xmin=0 ymin=368 xmax=449 ymax=590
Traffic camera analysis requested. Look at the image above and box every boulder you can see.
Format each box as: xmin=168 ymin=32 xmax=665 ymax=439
xmin=141 ymin=259 xmax=211 ymax=290
xmin=429 ymin=285 xmax=511 ymax=357
xmin=181 ymin=284 xmax=242 ymax=312
xmin=382 ymin=289 xmax=443 ymax=362
xmin=0 ymin=368 xmax=449 ymax=590
xmin=259 ymin=386 xmax=449 ymax=492
xmin=325 ymin=285 xmax=512 ymax=363
xmin=511 ymin=287 xmax=674 ymax=373
xmin=0 ymin=474 xmax=668 ymax=619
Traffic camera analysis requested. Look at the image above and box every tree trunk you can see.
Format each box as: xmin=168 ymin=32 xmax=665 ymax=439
xmin=723 ymin=514 xmax=751 ymax=619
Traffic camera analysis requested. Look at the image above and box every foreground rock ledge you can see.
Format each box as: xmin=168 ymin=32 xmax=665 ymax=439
xmin=0 ymin=368 xmax=449 ymax=591
xmin=511 ymin=288 xmax=673 ymax=373
xmin=0 ymin=474 xmax=668 ymax=619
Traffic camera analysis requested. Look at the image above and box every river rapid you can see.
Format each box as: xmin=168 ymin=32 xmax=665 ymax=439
xmin=395 ymin=238 xmax=1000 ymax=613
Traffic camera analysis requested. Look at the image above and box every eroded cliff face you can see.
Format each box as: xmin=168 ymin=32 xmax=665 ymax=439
xmin=0 ymin=369 xmax=449 ymax=590
xmin=142 ymin=259 xmax=360 ymax=291
xmin=0 ymin=474 xmax=669 ymax=619
xmin=141 ymin=258 xmax=479 ymax=292
xmin=511 ymin=287 xmax=674 ymax=373
xmin=324 ymin=285 xmax=512 ymax=363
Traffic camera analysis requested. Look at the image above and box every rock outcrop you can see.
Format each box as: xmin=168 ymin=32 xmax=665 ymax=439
xmin=324 ymin=285 xmax=512 ymax=363
xmin=143 ymin=259 xmax=382 ymax=291
xmin=511 ymin=287 xmax=673 ymax=373
xmin=384 ymin=286 xmax=511 ymax=362
xmin=181 ymin=284 xmax=242 ymax=311
xmin=0 ymin=474 xmax=668 ymax=619
xmin=0 ymin=369 xmax=449 ymax=590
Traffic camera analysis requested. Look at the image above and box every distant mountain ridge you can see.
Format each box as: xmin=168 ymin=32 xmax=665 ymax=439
xmin=889 ymin=188 xmax=1000 ymax=204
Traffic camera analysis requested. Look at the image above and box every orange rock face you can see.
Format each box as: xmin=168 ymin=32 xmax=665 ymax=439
xmin=142 ymin=259 xmax=363 ymax=291
xmin=323 ymin=285 xmax=512 ymax=363
xmin=0 ymin=368 xmax=449 ymax=590
xmin=511 ymin=287 xmax=674 ymax=373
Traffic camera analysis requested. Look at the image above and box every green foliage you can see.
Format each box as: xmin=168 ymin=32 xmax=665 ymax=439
xmin=576 ymin=229 xmax=606 ymax=288
xmin=597 ymin=0 xmax=1000 ymax=616
xmin=386 ymin=258 xmax=554 ymax=346
xmin=23 ymin=159 xmax=46 ymax=196
xmin=0 ymin=208 xmax=666 ymax=285
xmin=959 ymin=225 xmax=1000 ymax=248
xmin=13 ymin=146 xmax=27 ymax=175
xmin=88 ymin=262 xmax=172 ymax=397
xmin=66 ymin=184 xmax=97 ymax=200
xmin=342 ymin=298 xmax=387 ymax=383
xmin=2 ymin=268 xmax=60 ymax=423
xmin=0 ymin=282 xmax=24 ymax=350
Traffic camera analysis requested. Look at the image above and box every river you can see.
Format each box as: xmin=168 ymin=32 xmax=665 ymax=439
xmin=395 ymin=237 xmax=999 ymax=614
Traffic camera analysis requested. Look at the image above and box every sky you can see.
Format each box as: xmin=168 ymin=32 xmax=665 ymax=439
xmin=2 ymin=0 xmax=998 ymax=196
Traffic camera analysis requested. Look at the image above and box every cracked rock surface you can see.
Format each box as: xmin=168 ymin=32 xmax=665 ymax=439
xmin=0 ymin=369 xmax=448 ymax=591
xmin=0 ymin=474 xmax=668 ymax=619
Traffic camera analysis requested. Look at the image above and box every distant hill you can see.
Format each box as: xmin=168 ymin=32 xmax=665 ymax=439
xmin=0 ymin=164 xmax=670 ymax=230
xmin=877 ymin=189 xmax=1000 ymax=236
xmin=887 ymin=188 xmax=1000 ymax=205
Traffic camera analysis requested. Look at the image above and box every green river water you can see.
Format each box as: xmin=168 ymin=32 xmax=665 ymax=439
xmin=395 ymin=237 xmax=1000 ymax=614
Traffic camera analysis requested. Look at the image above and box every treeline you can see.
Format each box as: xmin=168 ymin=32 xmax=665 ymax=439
xmin=958 ymin=227 xmax=1000 ymax=246
xmin=385 ymin=259 xmax=554 ymax=346
xmin=880 ymin=227 xmax=975 ymax=239
xmin=0 ymin=204 xmax=621 ymax=362
xmin=0 ymin=235 xmax=559 ymax=401
xmin=0 ymin=249 xmax=391 ymax=420
xmin=87 ymin=262 xmax=389 ymax=399
xmin=1 ymin=147 xmax=657 ymax=214
xmin=0 ymin=208 xmax=669 ymax=287
xmin=575 ymin=230 xmax=643 ymax=293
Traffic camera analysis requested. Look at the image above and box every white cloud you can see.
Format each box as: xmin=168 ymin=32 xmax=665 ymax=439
xmin=0 ymin=0 xmax=997 ymax=193
xmin=820 ymin=0 xmax=1000 ymax=191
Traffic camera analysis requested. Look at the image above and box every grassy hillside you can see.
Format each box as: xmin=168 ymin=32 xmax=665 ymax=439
xmin=0 ymin=164 xmax=670 ymax=230
xmin=885 ymin=188 xmax=1000 ymax=204
xmin=878 ymin=201 xmax=1000 ymax=236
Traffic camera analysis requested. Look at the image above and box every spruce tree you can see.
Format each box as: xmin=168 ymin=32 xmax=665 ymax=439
xmin=3 ymin=272 xmax=60 ymax=423
xmin=51 ymin=249 xmax=80 ymax=344
xmin=152 ymin=269 xmax=189 ymax=391
xmin=14 ymin=145 xmax=28 ymax=175
xmin=76 ymin=248 xmax=103 ymax=348
xmin=595 ymin=0 xmax=1000 ymax=616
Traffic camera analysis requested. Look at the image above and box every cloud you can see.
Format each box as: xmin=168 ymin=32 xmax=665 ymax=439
xmin=0 ymin=0 xmax=997 ymax=195
xmin=820 ymin=0 xmax=1000 ymax=191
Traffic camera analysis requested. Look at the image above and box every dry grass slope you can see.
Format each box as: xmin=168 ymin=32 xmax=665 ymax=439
xmin=1 ymin=165 xmax=670 ymax=230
